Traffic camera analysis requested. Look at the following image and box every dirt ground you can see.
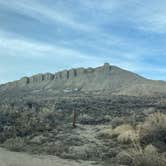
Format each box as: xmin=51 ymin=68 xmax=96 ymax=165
xmin=0 ymin=148 xmax=99 ymax=166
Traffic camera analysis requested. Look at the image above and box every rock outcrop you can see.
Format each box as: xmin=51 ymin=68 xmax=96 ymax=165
xmin=13 ymin=63 xmax=112 ymax=85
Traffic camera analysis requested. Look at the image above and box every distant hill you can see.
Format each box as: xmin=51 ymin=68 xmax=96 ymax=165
xmin=0 ymin=63 xmax=166 ymax=98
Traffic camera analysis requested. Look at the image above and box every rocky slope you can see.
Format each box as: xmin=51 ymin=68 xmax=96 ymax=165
xmin=0 ymin=63 xmax=166 ymax=97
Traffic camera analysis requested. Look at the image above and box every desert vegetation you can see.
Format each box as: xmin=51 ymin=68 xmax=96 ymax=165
xmin=0 ymin=95 xmax=165 ymax=165
xmin=109 ymin=112 xmax=166 ymax=166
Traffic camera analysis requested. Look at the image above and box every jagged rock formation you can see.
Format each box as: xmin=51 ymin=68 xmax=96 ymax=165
xmin=0 ymin=63 xmax=166 ymax=97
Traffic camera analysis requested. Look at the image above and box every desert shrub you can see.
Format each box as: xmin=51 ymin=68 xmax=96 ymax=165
xmin=63 ymin=135 xmax=85 ymax=146
xmin=29 ymin=135 xmax=46 ymax=144
xmin=117 ymin=130 xmax=139 ymax=144
xmin=139 ymin=112 xmax=166 ymax=145
xmin=113 ymin=124 xmax=133 ymax=136
xmin=97 ymin=126 xmax=113 ymax=139
xmin=143 ymin=107 xmax=156 ymax=115
xmin=126 ymin=143 xmax=166 ymax=166
xmin=79 ymin=114 xmax=94 ymax=124
xmin=118 ymin=113 xmax=166 ymax=165
xmin=66 ymin=144 xmax=103 ymax=160
xmin=104 ymin=115 xmax=112 ymax=121
xmin=116 ymin=151 xmax=132 ymax=165
xmin=0 ymin=126 xmax=17 ymax=143
xmin=3 ymin=137 xmax=25 ymax=151
xmin=144 ymin=144 xmax=158 ymax=154
xmin=45 ymin=142 xmax=69 ymax=156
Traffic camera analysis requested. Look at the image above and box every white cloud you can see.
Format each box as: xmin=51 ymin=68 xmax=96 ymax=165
xmin=0 ymin=29 xmax=152 ymax=73
xmin=0 ymin=31 xmax=107 ymax=63
xmin=0 ymin=0 xmax=95 ymax=32
xmin=80 ymin=0 xmax=166 ymax=34
xmin=4 ymin=0 xmax=165 ymax=34
xmin=137 ymin=13 xmax=166 ymax=33
xmin=0 ymin=31 xmax=166 ymax=82
xmin=123 ymin=1 xmax=166 ymax=33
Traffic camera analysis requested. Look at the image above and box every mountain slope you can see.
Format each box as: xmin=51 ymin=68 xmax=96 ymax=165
xmin=0 ymin=63 xmax=166 ymax=97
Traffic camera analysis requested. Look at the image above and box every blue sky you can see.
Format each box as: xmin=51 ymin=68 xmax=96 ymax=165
xmin=0 ymin=0 xmax=166 ymax=84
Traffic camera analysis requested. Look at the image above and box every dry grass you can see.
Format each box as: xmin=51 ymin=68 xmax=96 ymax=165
xmin=144 ymin=144 xmax=158 ymax=154
xmin=117 ymin=112 xmax=166 ymax=165
xmin=139 ymin=112 xmax=166 ymax=144
xmin=113 ymin=124 xmax=133 ymax=136
xmin=143 ymin=112 xmax=166 ymax=130
xmin=117 ymin=130 xmax=139 ymax=144
xmin=97 ymin=126 xmax=113 ymax=139
xmin=126 ymin=143 xmax=166 ymax=166
xmin=111 ymin=124 xmax=140 ymax=144
xmin=123 ymin=112 xmax=166 ymax=166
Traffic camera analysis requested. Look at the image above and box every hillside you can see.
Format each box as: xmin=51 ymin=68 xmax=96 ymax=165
xmin=0 ymin=63 xmax=166 ymax=98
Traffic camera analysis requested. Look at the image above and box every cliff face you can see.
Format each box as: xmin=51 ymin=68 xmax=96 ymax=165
xmin=0 ymin=63 xmax=166 ymax=97
xmin=18 ymin=63 xmax=111 ymax=85
xmin=0 ymin=63 xmax=112 ymax=89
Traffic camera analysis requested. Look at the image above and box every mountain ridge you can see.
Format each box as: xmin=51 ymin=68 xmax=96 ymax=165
xmin=0 ymin=63 xmax=166 ymax=97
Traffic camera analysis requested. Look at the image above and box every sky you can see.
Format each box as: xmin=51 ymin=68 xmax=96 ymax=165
xmin=0 ymin=0 xmax=166 ymax=84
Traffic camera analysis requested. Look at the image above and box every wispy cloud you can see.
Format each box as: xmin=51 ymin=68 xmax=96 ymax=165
xmin=0 ymin=0 xmax=95 ymax=32
xmin=0 ymin=29 xmax=145 ymax=68
xmin=0 ymin=31 xmax=100 ymax=62
xmin=120 ymin=1 xmax=166 ymax=33
xmin=79 ymin=0 xmax=166 ymax=34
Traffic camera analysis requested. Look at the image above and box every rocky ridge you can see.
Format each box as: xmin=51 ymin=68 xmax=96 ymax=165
xmin=0 ymin=63 xmax=166 ymax=97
